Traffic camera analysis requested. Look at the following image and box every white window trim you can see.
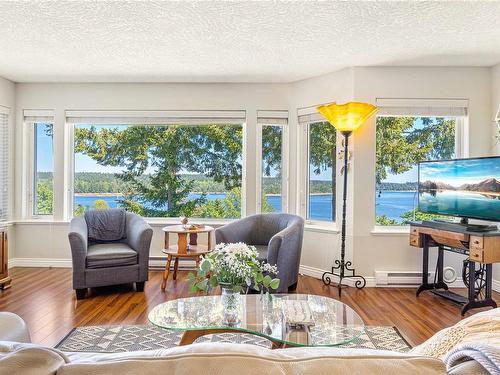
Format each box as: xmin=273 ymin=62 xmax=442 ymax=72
xmin=24 ymin=112 xmax=55 ymax=219
xmin=372 ymin=110 xmax=469 ymax=234
xmin=66 ymin=119 xmax=247 ymax=220
xmin=298 ymin=119 xmax=338 ymax=228
xmin=256 ymin=121 xmax=289 ymax=214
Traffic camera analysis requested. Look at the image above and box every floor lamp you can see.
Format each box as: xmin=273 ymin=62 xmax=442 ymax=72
xmin=316 ymin=102 xmax=378 ymax=297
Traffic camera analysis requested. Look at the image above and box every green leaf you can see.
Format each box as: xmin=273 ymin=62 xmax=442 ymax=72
xmin=200 ymin=259 xmax=211 ymax=272
xmin=263 ymin=275 xmax=272 ymax=287
xmin=269 ymin=278 xmax=280 ymax=290
xmin=209 ymin=276 xmax=219 ymax=288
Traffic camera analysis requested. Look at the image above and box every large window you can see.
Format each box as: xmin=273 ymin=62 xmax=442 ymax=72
xmin=375 ymin=116 xmax=460 ymax=225
xmin=307 ymin=121 xmax=336 ymax=221
xmin=261 ymin=124 xmax=284 ymax=213
xmin=33 ymin=122 xmax=54 ymax=216
xmin=72 ymin=123 xmax=243 ymax=219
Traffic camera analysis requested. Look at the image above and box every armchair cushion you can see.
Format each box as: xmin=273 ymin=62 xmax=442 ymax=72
xmin=86 ymin=243 xmax=137 ymax=269
xmin=254 ymin=245 xmax=268 ymax=262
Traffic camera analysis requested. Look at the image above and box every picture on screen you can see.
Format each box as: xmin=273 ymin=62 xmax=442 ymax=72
xmin=418 ymin=157 xmax=500 ymax=222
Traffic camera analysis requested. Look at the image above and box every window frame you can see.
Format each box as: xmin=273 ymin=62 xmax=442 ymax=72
xmin=256 ymin=121 xmax=289 ymax=214
xmin=373 ymin=114 xmax=468 ymax=231
xmin=299 ymin=119 xmax=338 ymax=227
xmin=26 ymin=119 xmax=55 ymax=219
xmin=67 ymin=120 xmax=247 ymax=221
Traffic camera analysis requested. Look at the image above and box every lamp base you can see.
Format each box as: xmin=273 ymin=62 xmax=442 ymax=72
xmin=322 ymin=260 xmax=366 ymax=298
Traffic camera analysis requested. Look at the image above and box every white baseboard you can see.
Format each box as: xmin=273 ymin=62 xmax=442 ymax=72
xmin=8 ymin=258 xmax=500 ymax=293
xmin=494 ymin=279 xmax=500 ymax=293
xmin=8 ymin=257 xmax=198 ymax=271
xmin=9 ymin=258 xmax=73 ymax=268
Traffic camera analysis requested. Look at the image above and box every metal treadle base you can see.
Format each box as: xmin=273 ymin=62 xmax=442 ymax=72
xmin=431 ymin=290 xmax=468 ymax=305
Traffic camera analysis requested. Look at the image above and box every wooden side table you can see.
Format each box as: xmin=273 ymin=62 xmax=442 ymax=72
xmin=161 ymin=225 xmax=214 ymax=291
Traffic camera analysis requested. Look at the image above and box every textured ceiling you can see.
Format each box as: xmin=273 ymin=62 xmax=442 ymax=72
xmin=0 ymin=1 xmax=500 ymax=83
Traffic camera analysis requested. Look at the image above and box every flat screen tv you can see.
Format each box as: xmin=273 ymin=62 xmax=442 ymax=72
xmin=418 ymin=156 xmax=500 ymax=222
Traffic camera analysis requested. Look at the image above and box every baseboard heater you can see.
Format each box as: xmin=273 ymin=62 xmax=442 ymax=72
xmin=375 ymin=271 xmax=431 ymax=286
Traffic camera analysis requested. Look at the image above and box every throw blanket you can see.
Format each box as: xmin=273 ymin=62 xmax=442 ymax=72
xmin=445 ymin=343 xmax=500 ymax=375
xmin=85 ymin=208 xmax=126 ymax=242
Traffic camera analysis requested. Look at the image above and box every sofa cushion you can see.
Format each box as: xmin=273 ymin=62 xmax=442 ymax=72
xmin=254 ymin=245 xmax=268 ymax=261
xmin=86 ymin=243 xmax=137 ymax=269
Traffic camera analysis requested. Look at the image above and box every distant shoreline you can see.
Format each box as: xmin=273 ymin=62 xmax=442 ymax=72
xmin=74 ymin=191 xmax=419 ymax=198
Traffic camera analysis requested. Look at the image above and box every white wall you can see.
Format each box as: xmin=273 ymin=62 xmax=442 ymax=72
xmin=7 ymin=67 xmax=500 ymax=290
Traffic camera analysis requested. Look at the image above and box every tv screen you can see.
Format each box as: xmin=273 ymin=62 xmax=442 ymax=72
xmin=418 ymin=157 xmax=500 ymax=222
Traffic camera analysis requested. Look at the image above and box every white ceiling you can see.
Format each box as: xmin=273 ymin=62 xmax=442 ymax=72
xmin=1 ymin=1 xmax=500 ymax=83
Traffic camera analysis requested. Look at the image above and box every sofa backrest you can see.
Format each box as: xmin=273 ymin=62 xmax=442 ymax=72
xmin=0 ymin=341 xmax=68 ymax=375
xmin=251 ymin=213 xmax=304 ymax=245
xmin=56 ymin=343 xmax=446 ymax=375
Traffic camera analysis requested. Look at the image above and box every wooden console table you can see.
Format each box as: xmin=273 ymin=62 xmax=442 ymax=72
xmin=0 ymin=228 xmax=11 ymax=290
xmin=160 ymin=225 xmax=214 ymax=291
xmin=410 ymin=221 xmax=500 ymax=315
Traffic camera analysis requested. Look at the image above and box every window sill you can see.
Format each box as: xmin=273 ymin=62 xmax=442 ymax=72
xmin=370 ymin=226 xmax=410 ymax=236
xmin=305 ymin=221 xmax=339 ymax=234
xmin=13 ymin=217 xmax=236 ymax=227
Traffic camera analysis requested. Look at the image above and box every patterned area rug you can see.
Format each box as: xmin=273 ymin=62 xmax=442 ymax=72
xmin=56 ymin=325 xmax=412 ymax=353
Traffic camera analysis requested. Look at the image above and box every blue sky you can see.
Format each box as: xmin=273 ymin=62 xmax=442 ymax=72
xmin=420 ymin=158 xmax=500 ymax=186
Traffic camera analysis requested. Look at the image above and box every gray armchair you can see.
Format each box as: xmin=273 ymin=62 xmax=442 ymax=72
xmin=215 ymin=213 xmax=304 ymax=293
xmin=68 ymin=209 xmax=153 ymax=300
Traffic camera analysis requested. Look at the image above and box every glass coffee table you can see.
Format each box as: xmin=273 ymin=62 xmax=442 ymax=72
xmin=148 ymin=294 xmax=364 ymax=349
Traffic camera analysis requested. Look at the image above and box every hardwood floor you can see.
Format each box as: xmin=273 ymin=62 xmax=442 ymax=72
xmin=0 ymin=267 xmax=498 ymax=347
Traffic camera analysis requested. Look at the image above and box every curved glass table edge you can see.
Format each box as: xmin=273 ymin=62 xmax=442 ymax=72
xmin=148 ymin=294 xmax=366 ymax=348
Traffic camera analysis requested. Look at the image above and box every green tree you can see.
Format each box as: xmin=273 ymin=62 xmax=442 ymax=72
xmin=399 ymin=209 xmax=448 ymax=225
xmin=93 ymin=199 xmax=110 ymax=210
xmin=193 ymin=187 xmax=242 ymax=218
xmin=376 ymin=117 xmax=455 ymax=184
xmin=375 ymin=215 xmax=398 ymax=226
xmin=74 ymin=124 xmax=243 ymax=218
xmin=36 ymin=180 xmax=53 ymax=215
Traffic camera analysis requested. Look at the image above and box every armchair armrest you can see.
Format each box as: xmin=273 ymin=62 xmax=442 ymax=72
xmin=267 ymin=224 xmax=297 ymax=266
xmin=125 ymin=212 xmax=153 ymax=281
xmin=68 ymin=216 xmax=88 ymax=289
xmin=267 ymin=218 xmax=304 ymax=292
xmin=215 ymin=216 xmax=257 ymax=244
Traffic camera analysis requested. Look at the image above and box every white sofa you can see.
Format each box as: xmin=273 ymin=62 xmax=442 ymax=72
xmin=0 ymin=309 xmax=498 ymax=375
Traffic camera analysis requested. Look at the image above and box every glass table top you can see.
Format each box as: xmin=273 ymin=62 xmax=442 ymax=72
xmin=148 ymin=294 xmax=365 ymax=347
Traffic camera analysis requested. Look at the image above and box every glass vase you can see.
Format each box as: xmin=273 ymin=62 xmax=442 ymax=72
xmin=221 ymin=286 xmax=241 ymax=326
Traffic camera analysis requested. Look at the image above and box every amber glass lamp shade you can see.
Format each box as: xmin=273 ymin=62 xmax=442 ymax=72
xmin=317 ymin=102 xmax=378 ymax=134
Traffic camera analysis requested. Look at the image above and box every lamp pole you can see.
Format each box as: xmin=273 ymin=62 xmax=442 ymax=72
xmin=322 ymin=130 xmax=366 ymax=297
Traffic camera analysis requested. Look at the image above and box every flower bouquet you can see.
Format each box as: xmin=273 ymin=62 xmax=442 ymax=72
xmin=188 ymin=242 xmax=280 ymax=325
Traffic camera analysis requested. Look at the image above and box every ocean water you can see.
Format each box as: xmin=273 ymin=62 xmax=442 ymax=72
xmin=74 ymin=191 xmax=417 ymax=221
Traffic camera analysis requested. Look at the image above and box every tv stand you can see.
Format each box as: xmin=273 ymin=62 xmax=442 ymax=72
xmin=410 ymin=221 xmax=500 ymax=315
xmin=421 ymin=220 xmax=498 ymax=233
